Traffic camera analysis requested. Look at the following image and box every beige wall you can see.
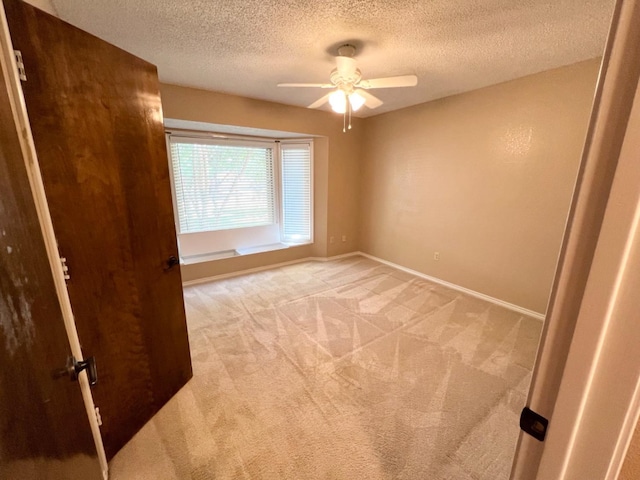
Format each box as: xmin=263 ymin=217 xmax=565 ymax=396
xmin=23 ymin=0 xmax=57 ymax=15
xmin=159 ymin=85 xmax=362 ymax=281
xmin=359 ymin=59 xmax=600 ymax=313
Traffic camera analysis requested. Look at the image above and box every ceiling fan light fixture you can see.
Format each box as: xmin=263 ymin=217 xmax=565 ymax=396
xmin=329 ymin=90 xmax=347 ymax=113
xmin=278 ymin=43 xmax=418 ymax=132
xmin=349 ymin=91 xmax=365 ymax=111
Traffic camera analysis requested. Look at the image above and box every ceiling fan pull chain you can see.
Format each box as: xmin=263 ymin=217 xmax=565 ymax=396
xmin=343 ymin=105 xmax=346 ymax=133
xmin=348 ymin=100 xmax=352 ymax=130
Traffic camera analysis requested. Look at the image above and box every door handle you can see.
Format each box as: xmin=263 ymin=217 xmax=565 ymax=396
xmin=65 ymin=355 xmax=98 ymax=386
xmin=164 ymin=255 xmax=179 ymax=271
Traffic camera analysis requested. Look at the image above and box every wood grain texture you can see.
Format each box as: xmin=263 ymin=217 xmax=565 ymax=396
xmin=4 ymin=0 xmax=192 ymax=459
xmin=0 ymin=28 xmax=100 ymax=478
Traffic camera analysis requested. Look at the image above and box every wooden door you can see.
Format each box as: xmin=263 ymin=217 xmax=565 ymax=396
xmin=0 ymin=24 xmax=102 ymax=480
xmin=4 ymin=0 xmax=193 ymax=459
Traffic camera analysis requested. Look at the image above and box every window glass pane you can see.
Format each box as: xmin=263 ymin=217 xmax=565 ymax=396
xmin=169 ymin=140 xmax=275 ymax=234
xmin=281 ymin=144 xmax=312 ymax=243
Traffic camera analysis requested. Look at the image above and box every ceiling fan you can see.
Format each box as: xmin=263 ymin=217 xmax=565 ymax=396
xmin=277 ymin=44 xmax=418 ymax=132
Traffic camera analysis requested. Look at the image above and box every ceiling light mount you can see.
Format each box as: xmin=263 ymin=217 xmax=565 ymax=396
xmin=337 ymin=44 xmax=356 ymax=58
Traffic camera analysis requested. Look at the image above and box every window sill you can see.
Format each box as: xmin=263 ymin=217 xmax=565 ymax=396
xmin=180 ymin=250 xmax=238 ymax=265
xmin=236 ymin=243 xmax=289 ymax=255
xmin=180 ymin=242 xmax=312 ymax=266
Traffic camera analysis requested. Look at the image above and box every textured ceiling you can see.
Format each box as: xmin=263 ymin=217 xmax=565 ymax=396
xmin=48 ymin=0 xmax=614 ymax=118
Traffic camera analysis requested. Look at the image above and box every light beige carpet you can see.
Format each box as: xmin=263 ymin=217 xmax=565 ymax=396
xmin=109 ymin=256 xmax=542 ymax=480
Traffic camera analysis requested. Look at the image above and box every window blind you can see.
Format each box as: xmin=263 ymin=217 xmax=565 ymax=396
xmin=169 ymin=138 xmax=275 ymax=234
xmin=281 ymin=144 xmax=312 ymax=243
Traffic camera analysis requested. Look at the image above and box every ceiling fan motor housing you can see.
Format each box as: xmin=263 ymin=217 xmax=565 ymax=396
xmin=330 ymin=67 xmax=362 ymax=92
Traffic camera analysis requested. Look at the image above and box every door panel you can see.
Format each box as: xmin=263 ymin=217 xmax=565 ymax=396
xmin=5 ymin=0 xmax=193 ymax=458
xmin=0 ymin=22 xmax=101 ymax=479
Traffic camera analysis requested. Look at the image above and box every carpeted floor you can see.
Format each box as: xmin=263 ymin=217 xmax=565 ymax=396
xmin=109 ymin=256 xmax=542 ymax=479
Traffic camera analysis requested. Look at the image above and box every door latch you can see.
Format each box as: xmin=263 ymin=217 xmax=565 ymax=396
xmin=66 ymin=355 xmax=98 ymax=386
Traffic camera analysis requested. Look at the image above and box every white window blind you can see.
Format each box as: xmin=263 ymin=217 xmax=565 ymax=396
xmin=169 ymin=137 xmax=275 ymax=234
xmin=281 ymin=143 xmax=312 ymax=243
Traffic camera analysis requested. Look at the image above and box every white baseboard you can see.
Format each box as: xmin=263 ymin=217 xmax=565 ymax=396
xmin=181 ymin=250 xmax=544 ymax=321
xmin=357 ymin=252 xmax=545 ymax=321
xmin=310 ymin=252 xmax=361 ymax=262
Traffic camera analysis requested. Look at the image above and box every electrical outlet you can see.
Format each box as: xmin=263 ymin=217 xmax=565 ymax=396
xmin=434 ymin=252 xmax=440 ymax=261
xmin=330 ymin=236 xmax=335 ymax=244
xmin=342 ymin=235 xmax=347 ymax=242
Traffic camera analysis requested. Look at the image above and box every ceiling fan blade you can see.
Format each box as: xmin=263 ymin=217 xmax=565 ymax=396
xmin=277 ymin=83 xmax=333 ymax=88
xmin=307 ymin=92 xmax=332 ymax=109
xmin=336 ymin=56 xmax=357 ymax=77
xmin=355 ymin=89 xmax=383 ymax=109
xmin=358 ymin=75 xmax=418 ymax=89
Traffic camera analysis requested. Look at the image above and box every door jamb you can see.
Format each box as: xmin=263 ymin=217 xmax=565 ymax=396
xmin=536 ymin=57 xmax=640 ymax=480
xmin=510 ymin=0 xmax=640 ymax=477
xmin=0 ymin=1 xmax=109 ymax=478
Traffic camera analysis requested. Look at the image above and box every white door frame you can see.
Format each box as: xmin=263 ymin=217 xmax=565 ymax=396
xmin=0 ymin=1 xmax=108 ymax=478
xmin=511 ymin=0 xmax=640 ymax=478
xmin=538 ymin=74 xmax=640 ymax=478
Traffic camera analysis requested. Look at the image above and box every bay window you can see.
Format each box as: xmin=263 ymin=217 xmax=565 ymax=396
xmin=167 ymin=132 xmax=313 ymax=261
